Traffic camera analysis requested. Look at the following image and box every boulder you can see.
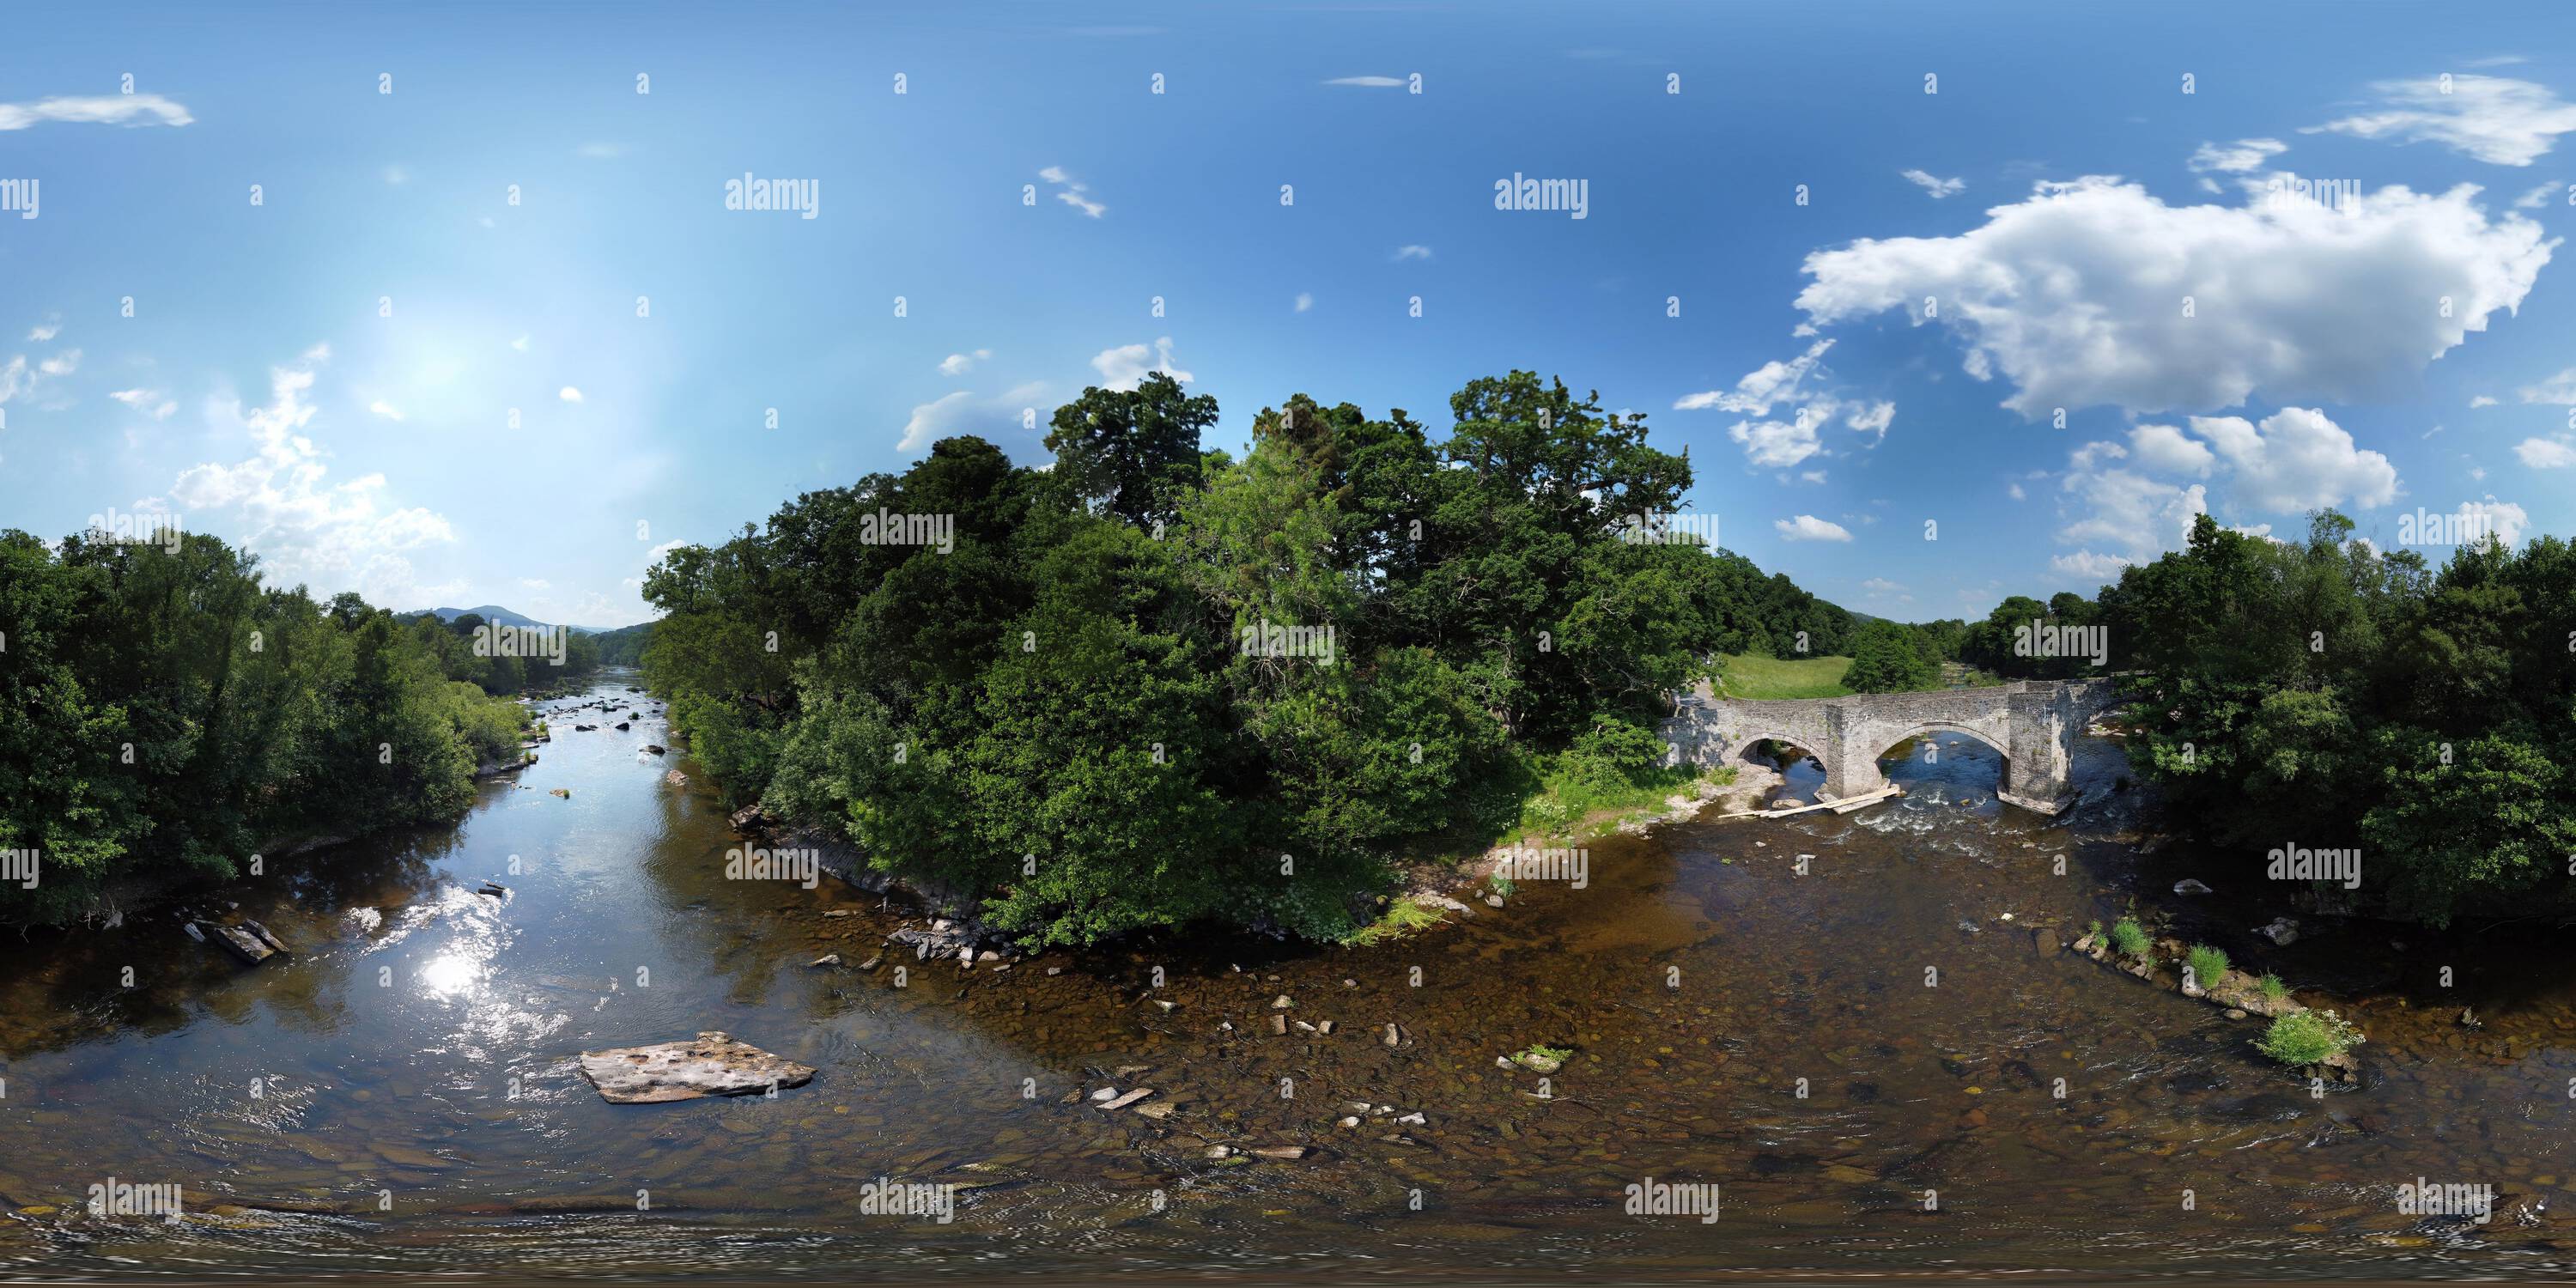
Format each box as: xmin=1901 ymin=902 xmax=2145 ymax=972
xmin=727 ymin=804 xmax=770 ymax=835
xmin=2173 ymin=878 xmax=2214 ymax=896
xmin=664 ymin=769 xmax=688 ymax=787
xmin=206 ymin=922 xmax=275 ymax=966
xmin=2257 ymin=917 xmax=2300 ymax=946
xmin=578 ymin=1031 xmax=817 ymax=1103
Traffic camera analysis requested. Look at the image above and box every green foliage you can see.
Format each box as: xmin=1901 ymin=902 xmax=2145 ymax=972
xmin=649 ymin=375 xmax=1879 ymax=948
xmin=1840 ymin=618 xmax=1940 ymax=693
xmin=2257 ymin=973 xmax=2289 ymax=1003
xmin=2108 ymin=916 xmax=2151 ymax=958
xmin=1343 ymin=896 xmax=1448 ymax=946
xmin=0 ymin=530 xmax=525 ymax=923
xmin=2105 ymin=512 xmax=2576 ymax=927
xmin=2184 ymin=944 xmax=2230 ymax=988
xmin=2255 ymin=1009 xmax=2363 ymax=1066
xmin=1514 ymin=1044 xmax=1573 ymax=1065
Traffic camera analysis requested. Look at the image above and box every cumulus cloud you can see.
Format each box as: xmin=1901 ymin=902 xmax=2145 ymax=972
xmin=1794 ymin=176 xmax=2555 ymax=418
xmin=2512 ymin=180 xmax=2562 ymax=210
xmin=1900 ymin=168 xmax=1966 ymax=197
xmin=1774 ymin=513 xmax=1853 ymax=542
xmin=558 ymin=386 xmax=584 ymax=403
xmin=1294 ymin=292 xmax=1314 ymax=313
xmin=2515 ymin=434 xmax=2576 ymax=468
xmin=368 ymin=399 xmax=404 ymax=421
xmin=897 ymin=382 xmax=1048 ymax=453
xmin=2188 ymin=138 xmax=2288 ymax=173
xmin=2050 ymin=550 xmax=2136 ymax=580
xmin=2307 ymin=75 xmax=2576 ymax=166
xmin=150 ymin=346 xmax=455 ymax=605
xmin=1090 ymin=337 xmax=1192 ymax=391
xmin=2188 ymin=408 xmax=2398 ymax=512
xmin=939 ymin=348 xmax=993 ymax=376
xmin=0 ymin=94 xmax=193 ymax=131
xmin=1039 ymin=166 xmax=1106 ymax=218
xmin=2456 ymin=497 xmax=2530 ymax=544
xmin=2127 ymin=422 xmax=2215 ymax=476
xmin=2470 ymin=394 xmax=2500 ymax=407
xmin=1394 ymin=245 xmax=1432 ymax=260
xmin=1677 ymin=338 xmax=1895 ymax=467
xmin=27 ymin=320 xmax=59 ymax=342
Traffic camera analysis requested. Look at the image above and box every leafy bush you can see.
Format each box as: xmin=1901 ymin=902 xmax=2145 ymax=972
xmin=2256 ymin=1010 xmax=2363 ymax=1066
xmin=2108 ymin=916 xmax=2151 ymax=958
xmin=2184 ymin=944 xmax=2230 ymax=988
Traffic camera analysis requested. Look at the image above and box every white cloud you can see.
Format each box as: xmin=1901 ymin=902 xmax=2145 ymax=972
xmin=152 ymin=345 xmax=455 ymax=606
xmin=1860 ymin=577 xmax=1905 ymax=594
xmin=368 ymin=399 xmax=404 ymax=421
xmin=2513 ymin=180 xmax=2561 ymax=210
xmin=2307 ymin=76 xmax=2576 ymax=166
xmin=1795 ymin=176 xmax=2555 ymax=418
xmin=938 ymin=349 xmax=992 ymax=376
xmin=1843 ymin=400 xmax=1895 ymax=440
xmin=0 ymin=94 xmax=193 ymax=131
xmin=1677 ymin=340 xmax=1833 ymax=416
xmin=1729 ymin=417 xmax=1821 ymax=469
xmin=2470 ymin=394 xmax=2500 ymax=407
xmin=897 ymin=385 xmax=1046 ymax=453
xmin=1774 ymin=513 xmax=1853 ymax=542
xmin=1900 ymin=168 xmax=1966 ymax=198
xmin=1394 ymin=245 xmax=1432 ymax=260
xmin=2188 ymin=138 xmax=2288 ymax=173
xmin=576 ymin=142 xmax=628 ymax=159
xmin=1039 ymin=166 xmax=1106 ymax=218
xmin=1294 ymin=292 xmax=1314 ymax=313
xmin=108 ymin=388 xmax=177 ymax=419
xmin=2458 ymin=498 xmax=2531 ymax=544
xmin=2127 ymin=422 xmax=2215 ymax=476
xmin=38 ymin=349 xmax=79 ymax=379
xmin=2517 ymin=368 xmax=2576 ymax=403
xmin=27 ymin=320 xmax=58 ymax=342
xmin=510 ymin=334 xmax=531 ymax=352
xmin=2008 ymin=481 xmax=2026 ymax=501
xmin=2186 ymin=407 xmax=2398 ymax=512
xmin=1325 ymin=76 xmax=1406 ymax=88
xmin=2514 ymin=435 xmax=2576 ymax=468
xmin=2050 ymin=550 xmax=2135 ymax=580
xmin=1090 ymin=337 xmax=1192 ymax=391
xmin=558 ymin=386 xmax=584 ymax=403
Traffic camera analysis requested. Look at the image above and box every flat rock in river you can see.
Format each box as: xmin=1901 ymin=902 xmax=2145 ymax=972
xmin=578 ymin=1031 xmax=817 ymax=1103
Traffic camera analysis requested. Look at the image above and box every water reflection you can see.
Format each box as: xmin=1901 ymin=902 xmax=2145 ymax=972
xmin=0 ymin=677 xmax=2568 ymax=1279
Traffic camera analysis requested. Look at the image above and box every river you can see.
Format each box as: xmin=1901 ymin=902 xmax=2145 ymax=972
xmin=1 ymin=673 xmax=2570 ymax=1280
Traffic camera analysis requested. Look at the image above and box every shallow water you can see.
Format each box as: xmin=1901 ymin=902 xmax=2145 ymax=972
xmin=2 ymin=675 xmax=2571 ymax=1280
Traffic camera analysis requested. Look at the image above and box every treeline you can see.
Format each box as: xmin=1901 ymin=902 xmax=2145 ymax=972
xmin=642 ymin=373 xmax=1851 ymax=946
xmin=0 ymin=529 xmax=532 ymax=923
xmin=398 ymin=611 xmax=604 ymax=693
xmin=2096 ymin=513 xmax=2576 ymax=928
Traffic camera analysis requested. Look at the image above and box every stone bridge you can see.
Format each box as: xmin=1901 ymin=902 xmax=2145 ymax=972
xmin=1657 ymin=678 xmax=2121 ymax=815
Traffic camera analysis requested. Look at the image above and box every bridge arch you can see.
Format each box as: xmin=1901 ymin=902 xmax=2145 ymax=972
xmin=1868 ymin=721 xmax=2007 ymax=762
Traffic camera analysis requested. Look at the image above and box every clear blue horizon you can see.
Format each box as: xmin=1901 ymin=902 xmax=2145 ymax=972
xmin=5 ymin=1 xmax=2572 ymax=629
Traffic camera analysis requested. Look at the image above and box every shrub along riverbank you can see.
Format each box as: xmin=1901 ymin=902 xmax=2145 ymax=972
xmin=0 ymin=529 xmax=538 ymax=924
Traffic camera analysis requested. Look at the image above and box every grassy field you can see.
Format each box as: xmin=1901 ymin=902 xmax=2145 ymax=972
xmin=1713 ymin=653 xmax=1853 ymax=699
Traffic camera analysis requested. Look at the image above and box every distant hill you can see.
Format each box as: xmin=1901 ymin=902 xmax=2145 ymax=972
xmin=417 ymin=605 xmax=636 ymax=635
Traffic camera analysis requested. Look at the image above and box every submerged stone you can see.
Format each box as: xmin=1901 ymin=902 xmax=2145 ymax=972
xmin=578 ymin=1031 xmax=817 ymax=1103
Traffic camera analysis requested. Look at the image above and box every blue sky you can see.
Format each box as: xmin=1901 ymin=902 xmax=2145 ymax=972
xmin=4 ymin=1 xmax=2573 ymax=628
